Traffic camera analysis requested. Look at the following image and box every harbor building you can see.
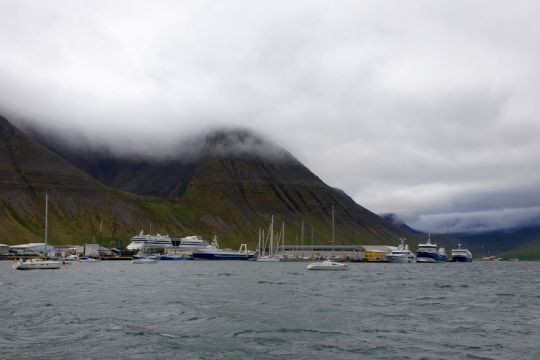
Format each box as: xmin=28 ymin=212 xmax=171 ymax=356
xmin=9 ymin=243 xmax=60 ymax=257
xmin=277 ymin=245 xmax=363 ymax=260
xmin=0 ymin=244 xmax=9 ymax=259
xmin=362 ymin=245 xmax=391 ymax=262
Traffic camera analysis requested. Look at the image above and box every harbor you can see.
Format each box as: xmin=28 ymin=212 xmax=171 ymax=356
xmin=4 ymin=232 xmax=478 ymax=264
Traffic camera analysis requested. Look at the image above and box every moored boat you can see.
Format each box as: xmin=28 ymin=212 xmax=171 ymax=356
xmin=451 ymin=244 xmax=473 ymax=262
xmin=307 ymin=259 xmax=348 ymax=271
xmin=386 ymin=238 xmax=415 ymax=263
xmin=192 ymin=237 xmax=254 ymax=260
xmin=132 ymin=257 xmax=158 ymax=264
xmin=14 ymin=258 xmax=62 ymax=270
xmin=14 ymin=193 xmax=62 ymax=270
xmin=416 ymin=234 xmax=447 ymax=263
xmin=307 ymin=205 xmax=348 ymax=271
xmin=159 ymin=254 xmax=193 ymax=260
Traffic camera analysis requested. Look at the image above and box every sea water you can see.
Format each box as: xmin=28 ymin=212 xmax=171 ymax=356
xmin=1 ymin=261 xmax=539 ymax=359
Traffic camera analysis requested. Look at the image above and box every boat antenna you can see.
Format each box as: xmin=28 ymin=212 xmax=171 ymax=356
xmin=332 ymin=204 xmax=335 ymax=258
xmin=301 ymin=218 xmax=304 ymax=258
xmin=44 ymin=190 xmax=48 ymax=258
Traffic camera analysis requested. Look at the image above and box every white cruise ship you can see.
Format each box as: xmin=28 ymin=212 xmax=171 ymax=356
xmin=126 ymin=231 xmax=173 ymax=250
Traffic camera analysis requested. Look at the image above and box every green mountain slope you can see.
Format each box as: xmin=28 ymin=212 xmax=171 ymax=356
xmin=0 ymin=115 xmax=189 ymax=246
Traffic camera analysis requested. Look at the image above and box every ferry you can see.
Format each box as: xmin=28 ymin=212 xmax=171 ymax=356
xmin=451 ymin=244 xmax=473 ymax=262
xmin=126 ymin=231 xmax=172 ymax=250
xmin=386 ymin=238 xmax=415 ymax=263
xmin=416 ymin=235 xmax=447 ymax=263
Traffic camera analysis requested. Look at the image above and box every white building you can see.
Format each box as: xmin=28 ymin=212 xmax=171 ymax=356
xmin=9 ymin=243 xmax=59 ymax=256
xmin=0 ymin=244 xmax=9 ymax=256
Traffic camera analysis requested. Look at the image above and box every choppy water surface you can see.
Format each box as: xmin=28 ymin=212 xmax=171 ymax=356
xmin=1 ymin=261 xmax=539 ymax=359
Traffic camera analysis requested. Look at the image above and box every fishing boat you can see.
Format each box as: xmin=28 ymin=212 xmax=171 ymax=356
xmin=307 ymin=205 xmax=348 ymax=271
xmin=451 ymin=244 xmax=473 ymax=262
xmin=14 ymin=193 xmax=62 ymax=270
xmin=416 ymin=234 xmax=447 ymax=263
xmin=386 ymin=238 xmax=415 ymax=263
xmin=192 ymin=236 xmax=254 ymax=260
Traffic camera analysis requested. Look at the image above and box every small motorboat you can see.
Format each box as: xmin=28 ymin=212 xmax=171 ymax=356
xmin=307 ymin=259 xmax=348 ymax=271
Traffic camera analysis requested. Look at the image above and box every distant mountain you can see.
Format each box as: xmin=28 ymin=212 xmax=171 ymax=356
xmin=380 ymin=213 xmax=423 ymax=235
xmin=2 ymin=115 xmax=417 ymax=248
xmin=382 ymin=212 xmax=540 ymax=259
xmin=449 ymin=225 xmax=540 ymax=260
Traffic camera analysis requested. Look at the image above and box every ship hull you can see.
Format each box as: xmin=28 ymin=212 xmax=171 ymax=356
xmin=451 ymin=255 xmax=472 ymax=262
xmin=387 ymin=255 xmax=413 ymax=263
xmin=192 ymin=252 xmax=253 ymax=260
xmin=159 ymin=255 xmax=193 ymax=260
xmin=416 ymin=251 xmax=447 ymax=263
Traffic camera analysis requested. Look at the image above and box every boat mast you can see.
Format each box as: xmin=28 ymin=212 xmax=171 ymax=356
xmin=282 ymin=221 xmax=285 ymax=255
xmin=311 ymin=226 xmax=314 ymax=258
xmin=301 ymin=218 xmax=304 ymax=258
xmin=44 ymin=192 xmax=48 ymax=258
xmin=332 ymin=205 xmax=335 ymax=258
xmin=270 ymin=215 xmax=274 ymax=257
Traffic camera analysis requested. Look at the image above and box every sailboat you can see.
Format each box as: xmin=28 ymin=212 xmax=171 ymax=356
xmin=257 ymin=215 xmax=282 ymax=262
xmin=14 ymin=193 xmax=62 ymax=270
xmin=307 ymin=205 xmax=348 ymax=271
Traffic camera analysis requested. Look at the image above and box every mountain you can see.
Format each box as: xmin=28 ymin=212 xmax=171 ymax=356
xmin=0 ymin=115 xmax=197 ymax=246
xmin=2 ymin=116 xmax=417 ymax=248
xmin=383 ymin=213 xmax=540 ymax=259
xmin=449 ymin=226 xmax=540 ymax=260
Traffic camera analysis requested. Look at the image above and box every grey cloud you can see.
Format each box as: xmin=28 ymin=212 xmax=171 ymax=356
xmin=1 ymin=0 xmax=539 ymax=233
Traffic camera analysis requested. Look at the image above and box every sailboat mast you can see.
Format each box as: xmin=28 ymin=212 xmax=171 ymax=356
xmin=281 ymin=221 xmax=285 ymax=255
xmin=332 ymin=205 xmax=335 ymax=258
xmin=44 ymin=192 xmax=48 ymax=258
xmin=301 ymin=218 xmax=304 ymax=257
xmin=270 ymin=215 xmax=274 ymax=257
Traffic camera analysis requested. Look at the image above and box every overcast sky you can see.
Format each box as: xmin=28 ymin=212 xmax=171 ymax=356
xmin=1 ymin=0 xmax=540 ymax=233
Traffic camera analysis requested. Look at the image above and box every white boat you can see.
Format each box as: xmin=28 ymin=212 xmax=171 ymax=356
xmin=131 ymin=251 xmax=159 ymax=264
xmin=451 ymin=244 xmax=473 ymax=262
xmin=307 ymin=259 xmax=348 ymax=271
xmin=307 ymin=205 xmax=348 ymax=271
xmin=64 ymin=254 xmax=80 ymax=262
xmin=257 ymin=255 xmax=282 ymax=262
xmin=126 ymin=231 xmax=172 ymax=250
xmin=14 ymin=258 xmax=62 ymax=270
xmin=386 ymin=238 xmax=415 ymax=263
xmin=132 ymin=257 xmax=158 ymax=264
xmin=14 ymin=193 xmax=62 ymax=270
xmin=416 ymin=234 xmax=448 ymax=263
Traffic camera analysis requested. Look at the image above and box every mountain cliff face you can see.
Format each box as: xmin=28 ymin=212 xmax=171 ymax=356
xmin=0 ymin=115 xmax=189 ymax=245
xmin=2 ymin=115 xmax=416 ymax=247
xmin=40 ymin=128 xmax=416 ymax=246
